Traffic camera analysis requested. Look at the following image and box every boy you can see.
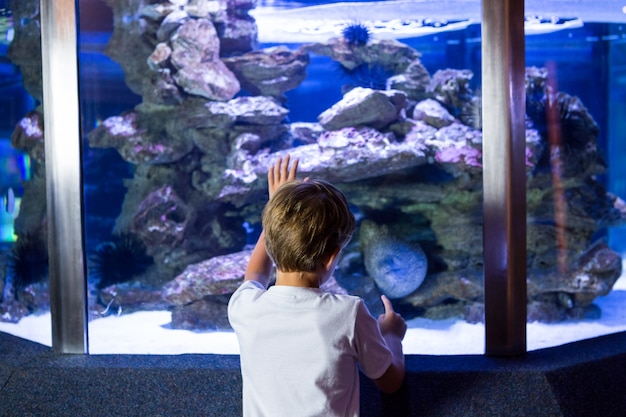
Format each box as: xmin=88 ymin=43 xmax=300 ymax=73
xmin=228 ymin=155 xmax=406 ymax=417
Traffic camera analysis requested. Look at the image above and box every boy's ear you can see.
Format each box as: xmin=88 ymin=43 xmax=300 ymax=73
xmin=324 ymin=246 xmax=342 ymax=270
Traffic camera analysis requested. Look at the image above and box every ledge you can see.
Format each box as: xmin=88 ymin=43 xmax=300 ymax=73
xmin=1 ymin=331 xmax=625 ymax=416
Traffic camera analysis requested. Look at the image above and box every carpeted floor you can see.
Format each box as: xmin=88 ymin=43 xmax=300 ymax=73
xmin=1 ymin=331 xmax=625 ymax=416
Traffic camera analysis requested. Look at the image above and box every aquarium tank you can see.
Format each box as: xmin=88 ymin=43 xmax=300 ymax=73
xmin=0 ymin=0 xmax=625 ymax=355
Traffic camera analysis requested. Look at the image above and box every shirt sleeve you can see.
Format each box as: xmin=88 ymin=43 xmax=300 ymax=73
xmin=227 ymin=280 xmax=265 ymax=329
xmin=353 ymin=300 xmax=393 ymax=380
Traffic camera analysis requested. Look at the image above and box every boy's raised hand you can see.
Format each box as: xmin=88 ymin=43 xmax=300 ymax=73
xmin=378 ymin=295 xmax=407 ymax=340
xmin=268 ymin=154 xmax=299 ymax=199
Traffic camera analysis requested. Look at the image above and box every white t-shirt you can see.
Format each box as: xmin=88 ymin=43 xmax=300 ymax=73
xmin=228 ymin=280 xmax=393 ymax=417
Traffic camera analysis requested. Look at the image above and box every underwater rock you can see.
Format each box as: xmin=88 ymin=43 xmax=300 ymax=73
xmin=6 ymin=0 xmax=43 ymax=101
xmin=104 ymin=0 xmax=161 ymax=96
xmin=172 ymin=98 xmax=238 ymax=131
xmin=169 ymin=18 xmax=240 ymax=100
xmin=286 ymin=122 xmax=326 ymax=147
xmin=0 ymin=300 xmax=30 ymax=324
xmin=359 ymin=220 xmax=428 ymax=299
xmin=174 ymin=59 xmax=241 ymax=101
xmin=98 ymin=283 xmax=169 ymax=315
xmin=213 ymin=11 xmax=258 ymax=56
xmin=88 ymin=111 xmax=194 ymax=164
xmin=130 ymin=185 xmax=194 ymax=253
xmin=404 ymin=269 xmax=484 ymax=308
xmin=525 ymin=66 xmax=549 ymax=101
xmin=527 ymin=242 xmax=622 ymax=304
xmin=526 ymin=181 xmax=626 ymax=274
xmin=170 ymin=295 xmax=232 ymax=330
xmin=223 ymin=46 xmax=309 ymax=99
xmin=11 ymin=169 xmax=47 ymax=236
xmin=147 ymin=42 xmax=173 ymax=70
xmin=412 ymin=98 xmax=455 ymax=129
xmin=427 ymin=69 xmax=474 ymax=117
xmin=318 ymin=87 xmax=407 ymax=131
xmin=302 ymin=37 xmax=421 ymax=73
xmin=11 ymin=111 xmax=45 ymax=164
xmin=172 ymin=95 xmax=288 ymax=131
xmin=526 ymin=297 xmax=601 ymax=322
xmin=114 ymin=159 xmax=248 ymax=275
xmin=218 ymin=125 xmax=431 ymax=205
xmin=423 ymin=122 xmax=483 ymax=174
xmin=16 ymin=282 xmax=50 ymax=313
xmin=387 ymin=60 xmax=432 ymax=101
xmin=156 ymin=9 xmax=190 ymax=41
xmin=340 ymin=63 xmax=394 ymax=92
xmin=143 ymin=68 xmax=185 ymax=106
xmin=527 ymin=92 xmax=602 ymax=178
xmin=163 ymin=250 xmax=251 ymax=305
xmin=228 ymin=96 xmax=289 ymax=125
xmin=104 ymin=0 xmax=255 ymax=97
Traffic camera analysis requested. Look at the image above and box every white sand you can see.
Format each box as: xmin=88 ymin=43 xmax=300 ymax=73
xmin=2 ymin=267 xmax=625 ymax=355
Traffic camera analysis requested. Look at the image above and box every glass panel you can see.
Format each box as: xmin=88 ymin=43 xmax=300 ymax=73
xmin=79 ymin=0 xmax=490 ymax=354
xmin=524 ymin=7 xmax=626 ymax=348
xmin=0 ymin=0 xmax=51 ymax=346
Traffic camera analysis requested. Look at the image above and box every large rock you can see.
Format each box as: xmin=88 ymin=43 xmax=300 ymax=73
xmin=302 ymin=37 xmax=421 ymax=73
xmin=387 ymin=60 xmax=432 ymax=101
xmin=11 ymin=111 xmax=45 ymax=163
xmin=163 ymin=250 xmax=251 ymax=305
xmin=318 ymin=87 xmax=407 ymax=131
xmin=6 ymin=0 xmax=43 ymax=100
xmin=412 ymin=98 xmax=455 ymax=129
xmin=217 ymin=124 xmax=431 ymax=205
xmin=170 ymin=19 xmax=240 ymax=100
xmin=88 ymin=110 xmax=194 ymax=164
xmin=224 ymin=46 xmax=309 ymax=99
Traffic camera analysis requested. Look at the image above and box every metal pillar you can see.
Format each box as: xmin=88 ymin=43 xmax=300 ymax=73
xmin=40 ymin=0 xmax=88 ymax=353
xmin=482 ymin=0 xmax=527 ymax=356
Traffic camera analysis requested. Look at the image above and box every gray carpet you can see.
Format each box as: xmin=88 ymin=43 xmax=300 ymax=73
xmin=1 ymin=331 xmax=625 ymax=416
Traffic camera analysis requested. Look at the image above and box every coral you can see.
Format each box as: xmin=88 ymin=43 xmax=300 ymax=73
xmin=90 ymin=233 xmax=153 ymax=290
xmin=341 ymin=22 xmax=371 ymax=46
xmin=7 ymin=232 xmax=49 ymax=291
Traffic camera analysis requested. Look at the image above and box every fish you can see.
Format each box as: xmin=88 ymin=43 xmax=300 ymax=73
xmin=359 ymin=219 xmax=427 ymax=299
xmin=4 ymin=187 xmax=15 ymax=215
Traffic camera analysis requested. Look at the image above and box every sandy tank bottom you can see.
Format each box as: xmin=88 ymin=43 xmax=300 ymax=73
xmin=1 ymin=259 xmax=625 ymax=355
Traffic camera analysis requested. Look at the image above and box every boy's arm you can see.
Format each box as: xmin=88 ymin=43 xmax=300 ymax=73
xmin=244 ymin=230 xmax=273 ymax=287
xmin=244 ymin=155 xmax=299 ymax=288
xmin=374 ymin=295 xmax=407 ymax=393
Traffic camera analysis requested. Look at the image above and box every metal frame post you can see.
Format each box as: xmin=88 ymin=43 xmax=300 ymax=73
xmin=482 ymin=0 xmax=527 ymax=356
xmin=40 ymin=0 xmax=88 ymax=354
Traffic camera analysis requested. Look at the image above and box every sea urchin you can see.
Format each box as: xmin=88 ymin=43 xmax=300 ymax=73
xmin=342 ymin=22 xmax=371 ymax=46
xmin=7 ymin=232 xmax=49 ymax=291
xmin=90 ymin=232 xmax=153 ymax=290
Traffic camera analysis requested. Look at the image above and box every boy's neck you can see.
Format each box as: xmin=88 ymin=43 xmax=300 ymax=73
xmin=275 ymin=270 xmax=323 ymax=288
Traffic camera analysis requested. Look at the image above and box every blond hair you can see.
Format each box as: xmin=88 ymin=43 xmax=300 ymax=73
xmin=262 ymin=180 xmax=356 ymax=272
